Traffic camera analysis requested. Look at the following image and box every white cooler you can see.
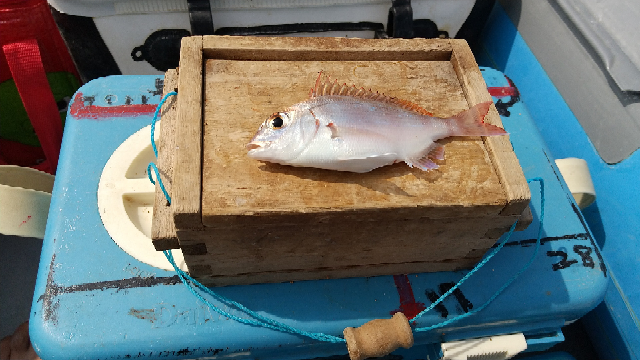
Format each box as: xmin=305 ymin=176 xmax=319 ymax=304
xmin=48 ymin=0 xmax=475 ymax=75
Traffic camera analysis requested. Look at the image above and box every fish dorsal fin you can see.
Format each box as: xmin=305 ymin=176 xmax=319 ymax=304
xmin=310 ymin=72 xmax=434 ymax=116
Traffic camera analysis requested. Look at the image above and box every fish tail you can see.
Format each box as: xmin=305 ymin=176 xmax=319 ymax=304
xmin=449 ymin=101 xmax=507 ymax=136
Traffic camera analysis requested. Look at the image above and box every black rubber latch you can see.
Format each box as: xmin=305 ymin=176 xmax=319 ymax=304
xmin=131 ymin=29 xmax=191 ymax=72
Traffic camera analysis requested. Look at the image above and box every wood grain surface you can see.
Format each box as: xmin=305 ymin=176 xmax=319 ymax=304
xmin=202 ymin=60 xmax=508 ymax=225
xmin=187 ymin=257 xmax=481 ymax=287
xmin=172 ymin=36 xmax=204 ymax=230
xmin=173 ymin=213 xmax=519 ymax=275
xmin=151 ymin=69 xmax=179 ymax=250
xmin=202 ymin=36 xmax=453 ymax=61
xmin=450 ymin=41 xmax=530 ymax=216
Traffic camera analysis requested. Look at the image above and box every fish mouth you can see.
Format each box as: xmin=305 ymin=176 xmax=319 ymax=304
xmin=246 ymin=142 xmax=264 ymax=151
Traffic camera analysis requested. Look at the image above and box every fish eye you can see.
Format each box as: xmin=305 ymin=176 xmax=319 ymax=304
xmin=271 ymin=114 xmax=284 ymax=129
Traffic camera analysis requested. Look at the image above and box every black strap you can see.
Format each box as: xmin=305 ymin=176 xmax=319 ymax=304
xmin=387 ymin=0 xmax=414 ymax=38
xmin=50 ymin=7 xmax=121 ymax=82
xmin=187 ymin=0 xmax=214 ymax=35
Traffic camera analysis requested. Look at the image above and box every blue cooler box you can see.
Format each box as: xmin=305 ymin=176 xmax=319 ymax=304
xmin=30 ymin=68 xmax=607 ymax=360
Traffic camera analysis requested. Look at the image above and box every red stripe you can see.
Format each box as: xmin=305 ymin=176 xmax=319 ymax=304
xmin=70 ymin=92 xmax=157 ymax=119
xmin=487 ymin=86 xmax=517 ymax=97
xmin=390 ymin=275 xmax=426 ymax=320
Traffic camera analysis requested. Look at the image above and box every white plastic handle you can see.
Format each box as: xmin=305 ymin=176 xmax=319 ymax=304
xmin=97 ymin=122 xmax=187 ymax=271
xmin=555 ymin=158 xmax=596 ymax=209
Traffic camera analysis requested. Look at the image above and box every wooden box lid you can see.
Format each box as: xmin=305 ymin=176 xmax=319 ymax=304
xmin=153 ymin=36 xmax=530 ymax=250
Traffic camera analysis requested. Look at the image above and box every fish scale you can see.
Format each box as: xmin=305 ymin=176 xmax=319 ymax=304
xmin=247 ymin=73 xmax=507 ymax=173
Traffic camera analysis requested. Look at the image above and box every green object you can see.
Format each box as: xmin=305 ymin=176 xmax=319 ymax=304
xmin=0 ymin=72 xmax=80 ymax=147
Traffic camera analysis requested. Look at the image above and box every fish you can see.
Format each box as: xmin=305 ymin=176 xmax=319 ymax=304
xmin=246 ymin=73 xmax=507 ymax=173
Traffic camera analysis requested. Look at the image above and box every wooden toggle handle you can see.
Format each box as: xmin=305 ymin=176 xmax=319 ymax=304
xmin=343 ymin=312 xmax=414 ymax=360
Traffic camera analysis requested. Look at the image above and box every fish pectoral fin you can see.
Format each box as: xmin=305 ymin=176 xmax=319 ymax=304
xmin=327 ymin=123 xmax=339 ymax=139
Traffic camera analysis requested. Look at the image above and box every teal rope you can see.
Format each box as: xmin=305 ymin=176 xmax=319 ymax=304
xmin=164 ymin=250 xmax=346 ymax=343
xmin=147 ymin=163 xmax=171 ymax=204
xmin=414 ymin=177 xmax=545 ymax=332
xmin=412 ymin=220 xmax=519 ymax=323
xmin=148 ymin=91 xmax=177 ymax=204
xmin=151 ymin=90 xmax=177 ymax=158
xmin=148 ymin=90 xmax=547 ymax=342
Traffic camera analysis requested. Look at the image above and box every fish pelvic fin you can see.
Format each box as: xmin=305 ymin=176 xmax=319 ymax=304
xmin=429 ymin=143 xmax=446 ymax=161
xmin=406 ymin=156 xmax=439 ymax=171
xmin=449 ymin=101 xmax=508 ymax=136
xmin=310 ymin=72 xmax=434 ymax=116
xmin=406 ymin=143 xmax=446 ymax=171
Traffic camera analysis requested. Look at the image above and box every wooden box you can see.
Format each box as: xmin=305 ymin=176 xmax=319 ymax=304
xmin=152 ymin=36 xmax=531 ymax=287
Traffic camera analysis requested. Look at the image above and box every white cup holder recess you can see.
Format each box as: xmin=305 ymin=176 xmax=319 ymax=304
xmin=98 ymin=122 xmax=187 ymax=271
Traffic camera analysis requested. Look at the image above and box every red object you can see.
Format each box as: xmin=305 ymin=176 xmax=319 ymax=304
xmin=0 ymin=0 xmax=81 ymax=174
xmin=390 ymin=274 xmax=426 ymax=320
xmin=487 ymin=86 xmax=518 ymax=98
xmin=70 ymin=92 xmax=158 ymax=119
xmin=4 ymin=40 xmax=64 ymax=173
xmin=0 ymin=138 xmax=46 ymax=167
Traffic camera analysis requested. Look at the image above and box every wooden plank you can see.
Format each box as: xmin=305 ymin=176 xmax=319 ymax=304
xmin=449 ymin=40 xmax=531 ymax=216
xmin=172 ymin=36 xmax=204 ymax=230
xmin=151 ymin=69 xmax=180 ymax=250
xmin=184 ymin=257 xmax=480 ymax=287
xmin=201 ymin=59 xmax=508 ymax=224
xmin=176 ymin=214 xmax=518 ymax=277
xmin=202 ymin=36 xmax=453 ymax=61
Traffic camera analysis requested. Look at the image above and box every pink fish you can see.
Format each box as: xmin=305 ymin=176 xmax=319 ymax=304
xmin=247 ymin=73 xmax=507 ymax=173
